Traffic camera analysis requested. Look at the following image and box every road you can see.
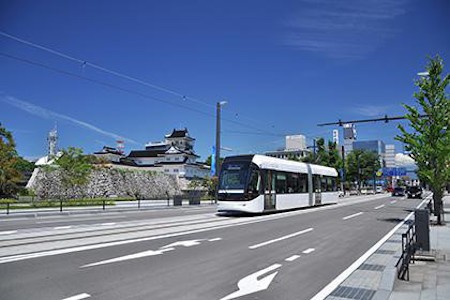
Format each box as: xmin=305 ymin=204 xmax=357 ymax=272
xmin=0 ymin=194 xmax=425 ymax=300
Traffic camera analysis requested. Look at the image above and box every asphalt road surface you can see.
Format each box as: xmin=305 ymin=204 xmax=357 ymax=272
xmin=0 ymin=194 xmax=425 ymax=300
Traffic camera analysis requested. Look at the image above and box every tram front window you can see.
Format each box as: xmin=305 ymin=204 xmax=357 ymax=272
xmin=219 ymin=162 xmax=250 ymax=190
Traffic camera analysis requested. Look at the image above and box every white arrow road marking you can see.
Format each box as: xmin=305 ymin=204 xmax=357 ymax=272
xmin=374 ymin=204 xmax=385 ymax=210
xmin=342 ymin=212 xmax=363 ymax=220
xmin=220 ymin=264 xmax=282 ymax=300
xmin=81 ymin=248 xmax=174 ymax=268
xmin=161 ymin=239 xmax=203 ymax=249
xmin=61 ymin=293 xmax=91 ymax=300
xmin=302 ymin=248 xmax=315 ymax=254
xmin=249 ymin=228 xmax=313 ymax=249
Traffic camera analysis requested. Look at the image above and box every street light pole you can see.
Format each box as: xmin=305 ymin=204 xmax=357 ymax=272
xmin=215 ymin=101 xmax=227 ymax=177
xmin=215 ymin=101 xmax=227 ymax=203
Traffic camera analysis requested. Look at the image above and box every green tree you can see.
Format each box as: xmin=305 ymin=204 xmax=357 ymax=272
xmin=204 ymin=155 xmax=224 ymax=167
xmin=346 ymin=149 xmax=381 ymax=189
xmin=302 ymin=138 xmax=327 ymax=164
xmin=0 ymin=123 xmax=21 ymax=197
xmin=396 ymin=55 xmax=450 ymax=225
xmin=53 ymin=147 xmax=92 ymax=199
xmin=301 ymin=138 xmax=342 ymax=170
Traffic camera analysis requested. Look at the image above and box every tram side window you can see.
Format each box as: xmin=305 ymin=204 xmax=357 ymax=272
xmin=327 ymin=177 xmax=337 ymax=192
xmin=321 ymin=176 xmax=327 ymax=192
xmin=287 ymin=173 xmax=299 ymax=193
xmin=275 ymin=172 xmax=287 ymax=194
xmin=298 ymin=173 xmax=308 ymax=193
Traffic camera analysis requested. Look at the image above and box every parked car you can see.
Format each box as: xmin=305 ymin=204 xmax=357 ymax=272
xmin=406 ymin=186 xmax=422 ymax=199
xmin=376 ymin=186 xmax=383 ymax=193
xmin=392 ymin=187 xmax=406 ymax=197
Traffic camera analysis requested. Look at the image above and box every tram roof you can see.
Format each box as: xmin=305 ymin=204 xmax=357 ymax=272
xmin=251 ymin=154 xmax=338 ymax=177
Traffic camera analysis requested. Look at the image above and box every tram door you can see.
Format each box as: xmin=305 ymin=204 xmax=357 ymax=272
xmin=264 ymin=170 xmax=276 ymax=210
xmin=314 ymin=175 xmax=322 ymax=205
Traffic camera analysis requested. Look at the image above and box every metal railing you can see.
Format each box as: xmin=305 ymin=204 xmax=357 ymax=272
xmin=395 ymin=223 xmax=416 ymax=281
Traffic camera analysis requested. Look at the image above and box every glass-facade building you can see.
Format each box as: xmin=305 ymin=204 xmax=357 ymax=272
xmin=352 ymin=140 xmax=386 ymax=166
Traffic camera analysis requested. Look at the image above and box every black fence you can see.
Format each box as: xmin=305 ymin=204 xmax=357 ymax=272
xmin=395 ymin=222 xmax=416 ymax=281
xmin=0 ymin=191 xmax=212 ymax=215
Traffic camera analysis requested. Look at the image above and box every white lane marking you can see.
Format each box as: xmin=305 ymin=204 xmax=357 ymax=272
xmin=285 ymin=255 xmax=300 ymax=262
xmin=100 ymin=223 xmax=116 ymax=226
xmin=208 ymin=237 xmax=222 ymax=242
xmin=61 ymin=293 xmax=91 ymax=300
xmin=302 ymin=248 xmax=315 ymax=254
xmin=310 ymin=197 xmax=429 ymax=300
xmin=81 ymin=248 xmax=174 ymax=268
xmin=342 ymin=212 xmax=364 ymax=220
xmin=374 ymin=205 xmax=385 ymax=210
xmin=0 ymin=195 xmax=393 ymax=264
xmin=391 ymin=200 xmax=397 ymax=204
xmin=161 ymin=239 xmax=203 ymax=249
xmin=54 ymin=226 xmax=72 ymax=230
xmin=0 ymin=230 xmax=17 ymax=235
xmin=220 ymin=264 xmax=282 ymax=300
xmin=248 ymin=228 xmax=313 ymax=250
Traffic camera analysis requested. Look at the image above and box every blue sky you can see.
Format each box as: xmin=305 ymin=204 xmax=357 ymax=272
xmin=1 ymin=0 xmax=449 ymax=161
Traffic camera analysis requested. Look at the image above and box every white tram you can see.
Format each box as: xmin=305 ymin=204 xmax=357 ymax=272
xmin=217 ymin=154 xmax=339 ymax=213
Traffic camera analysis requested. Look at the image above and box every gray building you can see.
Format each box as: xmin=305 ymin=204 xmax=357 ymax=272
xmin=266 ymin=134 xmax=310 ymax=160
xmin=384 ymin=144 xmax=396 ymax=168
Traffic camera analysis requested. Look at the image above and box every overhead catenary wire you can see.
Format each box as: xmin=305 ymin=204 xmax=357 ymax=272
xmin=0 ymin=51 xmax=283 ymax=137
xmin=0 ymin=31 xmax=213 ymax=109
xmin=0 ymin=30 xmax=278 ymax=131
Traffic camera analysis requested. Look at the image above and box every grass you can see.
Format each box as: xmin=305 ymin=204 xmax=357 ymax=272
xmin=0 ymin=198 xmax=116 ymax=210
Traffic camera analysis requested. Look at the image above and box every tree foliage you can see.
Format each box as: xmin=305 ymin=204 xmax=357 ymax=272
xmin=52 ymin=147 xmax=92 ymax=198
xmin=345 ymin=149 xmax=381 ymax=186
xmin=301 ymin=138 xmax=342 ymax=170
xmin=0 ymin=123 xmax=22 ymax=197
xmin=396 ymin=55 xmax=450 ymax=224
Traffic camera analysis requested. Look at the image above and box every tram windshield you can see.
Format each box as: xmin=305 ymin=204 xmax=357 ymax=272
xmin=219 ymin=161 xmax=251 ymax=190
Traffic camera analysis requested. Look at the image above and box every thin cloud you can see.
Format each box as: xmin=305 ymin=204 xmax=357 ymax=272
xmin=1 ymin=93 xmax=140 ymax=145
xmin=352 ymin=104 xmax=391 ymax=117
xmin=284 ymin=0 xmax=409 ymax=59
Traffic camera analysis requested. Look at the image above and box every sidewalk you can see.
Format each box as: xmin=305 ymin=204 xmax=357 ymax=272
xmin=388 ymin=196 xmax=450 ymax=300
xmin=324 ymin=195 xmax=450 ymax=300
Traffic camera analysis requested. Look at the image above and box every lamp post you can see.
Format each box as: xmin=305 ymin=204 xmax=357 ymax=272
xmin=215 ymin=101 xmax=227 ymax=177
xmin=215 ymin=101 xmax=227 ymax=204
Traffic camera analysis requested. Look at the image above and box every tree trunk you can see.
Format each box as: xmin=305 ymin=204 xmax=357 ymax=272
xmin=433 ymin=189 xmax=443 ymax=225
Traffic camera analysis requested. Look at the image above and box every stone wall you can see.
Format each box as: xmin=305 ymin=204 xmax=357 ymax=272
xmin=28 ymin=166 xmax=181 ymax=200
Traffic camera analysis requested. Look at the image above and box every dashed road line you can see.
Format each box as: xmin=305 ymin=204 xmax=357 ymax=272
xmin=248 ymin=228 xmax=314 ymax=250
xmin=302 ymin=248 xmax=315 ymax=254
xmin=100 ymin=222 xmax=116 ymax=226
xmin=342 ymin=212 xmax=363 ymax=220
xmin=54 ymin=226 xmax=72 ymax=230
xmin=61 ymin=293 xmax=91 ymax=300
xmin=285 ymin=255 xmax=301 ymax=262
xmin=208 ymin=237 xmax=222 ymax=242
xmin=0 ymin=230 xmax=17 ymax=235
xmin=374 ymin=205 xmax=385 ymax=210
xmin=391 ymin=200 xmax=397 ymax=204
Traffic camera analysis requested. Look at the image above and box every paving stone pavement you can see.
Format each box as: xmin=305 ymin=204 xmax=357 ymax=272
xmin=325 ymin=195 xmax=450 ymax=300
